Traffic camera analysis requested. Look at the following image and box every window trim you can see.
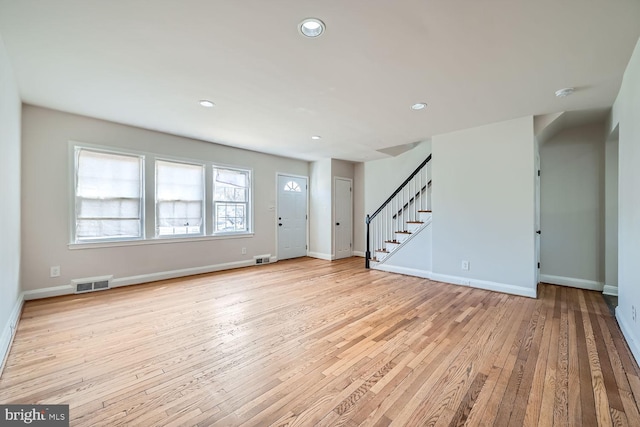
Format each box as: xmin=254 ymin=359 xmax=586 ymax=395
xmin=155 ymin=158 xmax=206 ymax=238
xmin=212 ymin=165 xmax=253 ymax=235
xmin=69 ymin=142 xmax=254 ymax=247
xmin=71 ymin=144 xmax=146 ymax=244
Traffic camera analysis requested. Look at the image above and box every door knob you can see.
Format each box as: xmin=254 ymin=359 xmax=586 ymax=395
xmin=279 ymin=223 xmax=283 ymax=226
xmin=536 ymin=230 xmax=541 ymax=234
xmin=336 ymin=222 xmax=340 ymax=226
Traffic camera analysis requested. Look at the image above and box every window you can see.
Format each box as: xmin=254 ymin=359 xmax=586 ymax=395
xmin=284 ymin=181 xmax=301 ymax=192
xmin=72 ymin=144 xmax=254 ymax=245
xmin=156 ymin=160 xmax=205 ymax=236
xmin=213 ymin=167 xmax=250 ymax=233
xmin=74 ymin=148 xmax=143 ymax=242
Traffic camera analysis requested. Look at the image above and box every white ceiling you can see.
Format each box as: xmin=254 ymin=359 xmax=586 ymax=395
xmin=0 ymin=0 xmax=639 ymax=162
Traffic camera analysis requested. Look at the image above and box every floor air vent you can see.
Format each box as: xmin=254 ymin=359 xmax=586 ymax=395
xmin=72 ymin=275 xmax=113 ymax=294
xmin=254 ymin=254 xmax=272 ymax=265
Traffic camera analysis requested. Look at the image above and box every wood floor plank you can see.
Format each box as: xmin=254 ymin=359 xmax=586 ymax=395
xmin=580 ymin=291 xmax=614 ymax=426
xmin=0 ymin=258 xmax=639 ymax=426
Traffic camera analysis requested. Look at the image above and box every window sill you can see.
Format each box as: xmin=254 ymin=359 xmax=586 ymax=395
xmin=68 ymin=233 xmax=254 ymax=250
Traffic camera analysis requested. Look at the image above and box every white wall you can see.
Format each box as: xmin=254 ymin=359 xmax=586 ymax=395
xmin=353 ymin=162 xmax=365 ymax=255
xmin=611 ymin=37 xmax=640 ymax=364
xmin=20 ymin=106 xmax=309 ymax=295
xmin=539 ymin=123 xmax=605 ymax=290
xmin=604 ymin=133 xmax=619 ymax=294
xmin=0 ymin=34 xmax=22 ymax=369
xmin=309 ymin=159 xmax=332 ymax=258
xmin=308 ymin=158 xmax=356 ymax=260
xmin=431 ymin=116 xmax=537 ymax=297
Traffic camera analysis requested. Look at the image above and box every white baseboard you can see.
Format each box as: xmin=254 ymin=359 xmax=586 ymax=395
xmin=603 ymin=285 xmax=618 ymax=296
xmin=352 ymin=251 xmax=365 ymax=258
xmin=374 ymin=264 xmax=432 ymax=280
xmin=431 ymin=273 xmax=537 ymax=298
xmin=540 ymin=274 xmax=604 ymax=291
xmin=370 ymin=267 xmax=536 ymax=298
xmin=23 ymin=285 xmax=74 ymax=300
xmin=111 ymin=259 xmax=254 ymax=288
xmin=307 ymin=252 xmax=334 ymax=261
xmin=22 ymin=259 xmax=260 ymax=300
xmin=616 ymin=307 xmax=640 ymax=366
xmin=1 ymin=292 xmax=25 ymax=376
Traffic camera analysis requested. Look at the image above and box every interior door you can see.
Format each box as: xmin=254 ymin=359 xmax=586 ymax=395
xmin=334 ymin=177 xmax=352 ymax=259
xmin=277 ymin=175 xmax=308 ymax=260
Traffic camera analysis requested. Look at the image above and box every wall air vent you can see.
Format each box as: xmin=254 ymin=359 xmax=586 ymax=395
xmin=254 ymin=254 xmax=272 ymax=265
xmin=72 ymin=275 xmax=113 ymax=294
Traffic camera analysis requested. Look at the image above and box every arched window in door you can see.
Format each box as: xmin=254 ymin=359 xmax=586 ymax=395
xmin=284 ymin=181 xmax=302 ymax=192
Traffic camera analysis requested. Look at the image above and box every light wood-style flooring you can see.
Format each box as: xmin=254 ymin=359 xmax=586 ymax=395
xmin=1 ymin=257 xmax=639 ymax=426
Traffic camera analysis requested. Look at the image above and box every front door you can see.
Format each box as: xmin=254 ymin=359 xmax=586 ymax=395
xmin=277 ymin=174 xmax=308 ymax=260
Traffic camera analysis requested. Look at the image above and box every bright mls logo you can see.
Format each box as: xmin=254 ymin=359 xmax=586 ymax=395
xmin=1 ymin=405 xmax=68 ymax=426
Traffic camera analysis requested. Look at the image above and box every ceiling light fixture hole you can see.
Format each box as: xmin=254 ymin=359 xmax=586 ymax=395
xmin=299 ymin=18 xmax=325 ymax=38
xmin=199 ymin=100 xmax=215 ymax=108
xmin=411 ymin=102 xmax=428 ymax=110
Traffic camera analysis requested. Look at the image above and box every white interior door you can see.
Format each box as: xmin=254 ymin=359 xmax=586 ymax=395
xmin=334 ymin=177 xmax=352 ymax=259
xmin=277 ymin=175 xmax=308 ymax=260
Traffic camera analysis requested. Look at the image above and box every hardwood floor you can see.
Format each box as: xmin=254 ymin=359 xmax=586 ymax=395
xmin=1 ymin=257 xmax=639 ymax=426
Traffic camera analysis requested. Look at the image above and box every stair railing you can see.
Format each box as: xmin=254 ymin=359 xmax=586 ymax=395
xmin=365 ymin=154 xmax=432 ymax=268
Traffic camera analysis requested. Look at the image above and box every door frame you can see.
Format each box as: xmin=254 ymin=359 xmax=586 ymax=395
xmin=333 ymin=176 xmax=353 ymax=259
xmin=275 ymin=172 xmax=309 ymax=261
xmin=535 ymin=141 xmax=541 ymax=287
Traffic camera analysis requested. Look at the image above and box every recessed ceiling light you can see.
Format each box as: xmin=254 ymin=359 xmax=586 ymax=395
xmin=555 ymin=87 xmax=575 ymax=98
xmin=299 ymin=18 xmax=325 ymax=38
xmin=311 ymin=135 xmax=322 ymax=140
xmin=411 ymin=102 xmax=428 ymax=110
xmin=199 ymin=100 xmax=215 ymax=108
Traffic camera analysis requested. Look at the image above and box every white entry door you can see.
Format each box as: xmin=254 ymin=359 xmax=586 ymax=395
xmin=334 ymin=177 xmax=352 ymax=259
xmin=277 ymin=174 xmax=308 ymax=260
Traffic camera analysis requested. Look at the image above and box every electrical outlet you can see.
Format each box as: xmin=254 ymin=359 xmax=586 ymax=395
xmin=461 ymin=260 xmax=469 ymax=271
xmin=241 ymin=247 xmax=247 ymax=255
xmin=50 ymin=266 xmax=60 ymax=278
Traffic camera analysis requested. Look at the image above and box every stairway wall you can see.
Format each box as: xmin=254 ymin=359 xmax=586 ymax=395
xmin=431 ymin=116 xmax=537 ymax=297
xmin=374 ymin=224 xmax=432 ymax=277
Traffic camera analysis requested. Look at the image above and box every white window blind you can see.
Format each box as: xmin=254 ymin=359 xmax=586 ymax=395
xmin=156 ymin=160 xmax=204 ymax=236
xmin=213 ymin=167 xmax=250 ymax=233
xmin=75 ymin=148 xmax=143 ymax=241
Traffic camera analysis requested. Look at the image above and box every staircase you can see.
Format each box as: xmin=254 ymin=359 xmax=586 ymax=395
xmin=365 ymin=155 xmax=432 ymax=268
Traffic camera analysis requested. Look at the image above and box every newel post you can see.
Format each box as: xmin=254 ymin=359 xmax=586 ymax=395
xmin=365 ymin=214 xmax=371 ymax=268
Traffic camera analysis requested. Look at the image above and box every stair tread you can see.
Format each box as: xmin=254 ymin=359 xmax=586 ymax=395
xmin=384 ymin=240 xmax=400 ymax=244
xmin=376 ymin=248 xmax=390 ymax=253
xmin=406 ymin=221 xmax=424 ymax=224
xmin=418 ymin=210 xmax=432 ymax=213
xmin=396 ymin=231 xmax=412 ymax=234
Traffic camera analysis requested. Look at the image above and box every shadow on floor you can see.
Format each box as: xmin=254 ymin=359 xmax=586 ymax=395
xmin=603 ymin=294 xmax=618 ymax=316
